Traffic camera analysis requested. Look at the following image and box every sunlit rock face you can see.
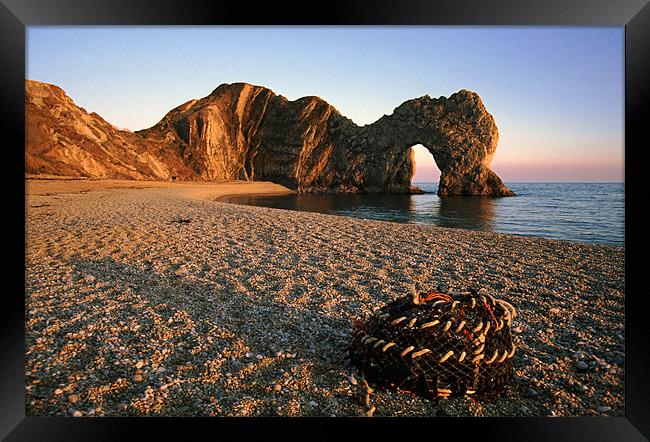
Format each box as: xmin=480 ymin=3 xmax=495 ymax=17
xmin=25 ymin=80 xmax=177 ymax=180
xmin=26 ymin=80 xmax=514 ymax=197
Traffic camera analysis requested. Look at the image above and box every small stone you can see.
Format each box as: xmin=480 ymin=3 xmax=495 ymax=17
xmin=135 ymin=361 xmax=144 ymax=369
xmin=133 ymin=374 xmax=143 ymax=382
xmin=613 ymin=355 xmax=624 ymax=366
xmin=54 ymin=388 xmax=64 ymax=396
xmin=549 ymin=308 xmax=561 ymax=315
xmin=308 ymin=400 xmax=318 ymax=408
xmin=573 ymin=383 xmax=588 ymax=393
xmin=574 ymin=361 xmax=589 ymax=371
xmin=513 ymin=326 xmax=523 ymax=334
xmin=72 ymin=410 xmax=82 ymax=417
xmin=255 ymin=354 xmax=263 ymax=360
xmin=245 ymin=352 xmax=253 ymax=358
xmin=68 ymin=394 xmax=79 ymax=404
xmin=526 ymin=388 xmax=538 ymax=397
xmin=597 ymin=406 xmax=611 ymax=413
xmin=520 ymin=405 xmax=529 ymax=414
xmin=273 ymin=383 xmax=282 ymax=392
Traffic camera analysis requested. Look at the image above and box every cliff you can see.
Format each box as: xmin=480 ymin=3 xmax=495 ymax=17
xmin=26 ymin=80 xmax=514 ymax=197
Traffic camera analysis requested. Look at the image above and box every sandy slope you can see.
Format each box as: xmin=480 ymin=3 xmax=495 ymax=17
xmin=25 ymin=179 xmax=624 ymax=417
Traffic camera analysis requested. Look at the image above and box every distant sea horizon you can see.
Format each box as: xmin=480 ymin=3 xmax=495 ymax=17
xmin=226 ymin=182 xmax=624 ymax=246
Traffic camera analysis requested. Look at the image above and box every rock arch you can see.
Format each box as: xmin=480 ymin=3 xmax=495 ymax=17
xmin=332 ymin=89 xmax=515 ymax=197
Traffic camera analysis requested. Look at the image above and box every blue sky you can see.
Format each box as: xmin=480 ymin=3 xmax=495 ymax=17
xmin=26 ymin=26 xmax=624 ymax=182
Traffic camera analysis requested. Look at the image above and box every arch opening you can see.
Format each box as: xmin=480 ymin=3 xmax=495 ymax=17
xmin=410 ymin=144 xmax=440 ymax=190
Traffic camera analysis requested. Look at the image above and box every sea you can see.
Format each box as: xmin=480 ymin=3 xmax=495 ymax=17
xmin=225 ymin=182 xmax=624 ymax=246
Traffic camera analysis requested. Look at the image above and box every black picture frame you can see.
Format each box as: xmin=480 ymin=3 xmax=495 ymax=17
xmin=2 ymin=0 xmax=648 ymax=440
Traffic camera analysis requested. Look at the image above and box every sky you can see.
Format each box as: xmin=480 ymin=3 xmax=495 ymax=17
xmin=26 ymin=27 xmax=624 ymax=182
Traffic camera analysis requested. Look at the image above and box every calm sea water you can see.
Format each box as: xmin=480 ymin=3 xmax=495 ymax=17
xmin=225 ymin=183 xmax=624 ymax=246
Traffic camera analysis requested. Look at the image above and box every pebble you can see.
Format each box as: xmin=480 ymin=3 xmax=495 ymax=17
xmin=613 ymin=355 xmax=624 ymax=366
xmin=308 ymin=401 xmax=318 ymax=408
xmin=549 ymin=308 xmax=560 ymax=315
xmin=597 ymin=406 xmax=611 ymax=413
xmin=135 ymin=360 xmax=144 ymax=369
xmin=54 ymin=388 xmax=64 ymax=396
xmin=245 ymin=352 xmax=253 ymax=358
xmin=573 ymin=361 xmax=589 ymax=371
xmin=255 ymin=354 xmax=263 ymax=360
xmin=273 ymin=383 xmax=282 ymax=392
xmin=133 ymin=374 xmax=143 ymax=382
xmin=68 ymin=395 xmax=79 ymax=404
xmin=573 ymin=383 xmax=588 ymax=393
xmin=520 ymin=405 xmax=529 ymax=413
xmin=72 ymin=411 xmax=82 ymax=417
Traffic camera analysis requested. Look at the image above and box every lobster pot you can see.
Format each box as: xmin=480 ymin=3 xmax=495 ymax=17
xmin=348 ymin=289 xmax=517 ymax=399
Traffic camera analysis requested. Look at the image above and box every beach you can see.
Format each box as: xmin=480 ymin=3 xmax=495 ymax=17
xmin=25 ymin=178 xmax=625 ymax=417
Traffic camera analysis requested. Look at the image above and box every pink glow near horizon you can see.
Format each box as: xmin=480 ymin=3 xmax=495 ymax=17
xmin=411 ymin=145 xmax=623 ymax=183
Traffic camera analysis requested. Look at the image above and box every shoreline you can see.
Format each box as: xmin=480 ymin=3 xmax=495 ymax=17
xmin=25 ymin=178 xmax=625 ymax=416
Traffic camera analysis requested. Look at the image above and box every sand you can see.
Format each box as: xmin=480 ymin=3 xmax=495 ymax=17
xmin=25 ymin=178 xmax=625 ymax=417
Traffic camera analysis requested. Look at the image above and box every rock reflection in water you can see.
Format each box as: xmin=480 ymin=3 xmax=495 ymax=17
xmin=224 ymin=191 xmax=497 ymax=232
xmin=420 ymin=196 xmax=497 ymax=231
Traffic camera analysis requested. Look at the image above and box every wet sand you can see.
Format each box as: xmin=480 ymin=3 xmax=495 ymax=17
xmin=25 ymin=178 xmax=624 ymax=417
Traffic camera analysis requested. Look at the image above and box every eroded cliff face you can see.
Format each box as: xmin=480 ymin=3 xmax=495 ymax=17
xmin=26 ymin=81 xmax=175 ymax=180
xmin=26 ymin=80 xmax=514 ymax=197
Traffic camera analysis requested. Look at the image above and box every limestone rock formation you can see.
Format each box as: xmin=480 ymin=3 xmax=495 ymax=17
xmin=26 ymin=81 xmax=173 ymax=180
xmin=26 ymin=80 xmax=514 ymax=197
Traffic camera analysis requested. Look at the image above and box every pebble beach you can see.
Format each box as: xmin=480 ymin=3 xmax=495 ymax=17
xmin=25 ymin=178 xmax=625 ymax=417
